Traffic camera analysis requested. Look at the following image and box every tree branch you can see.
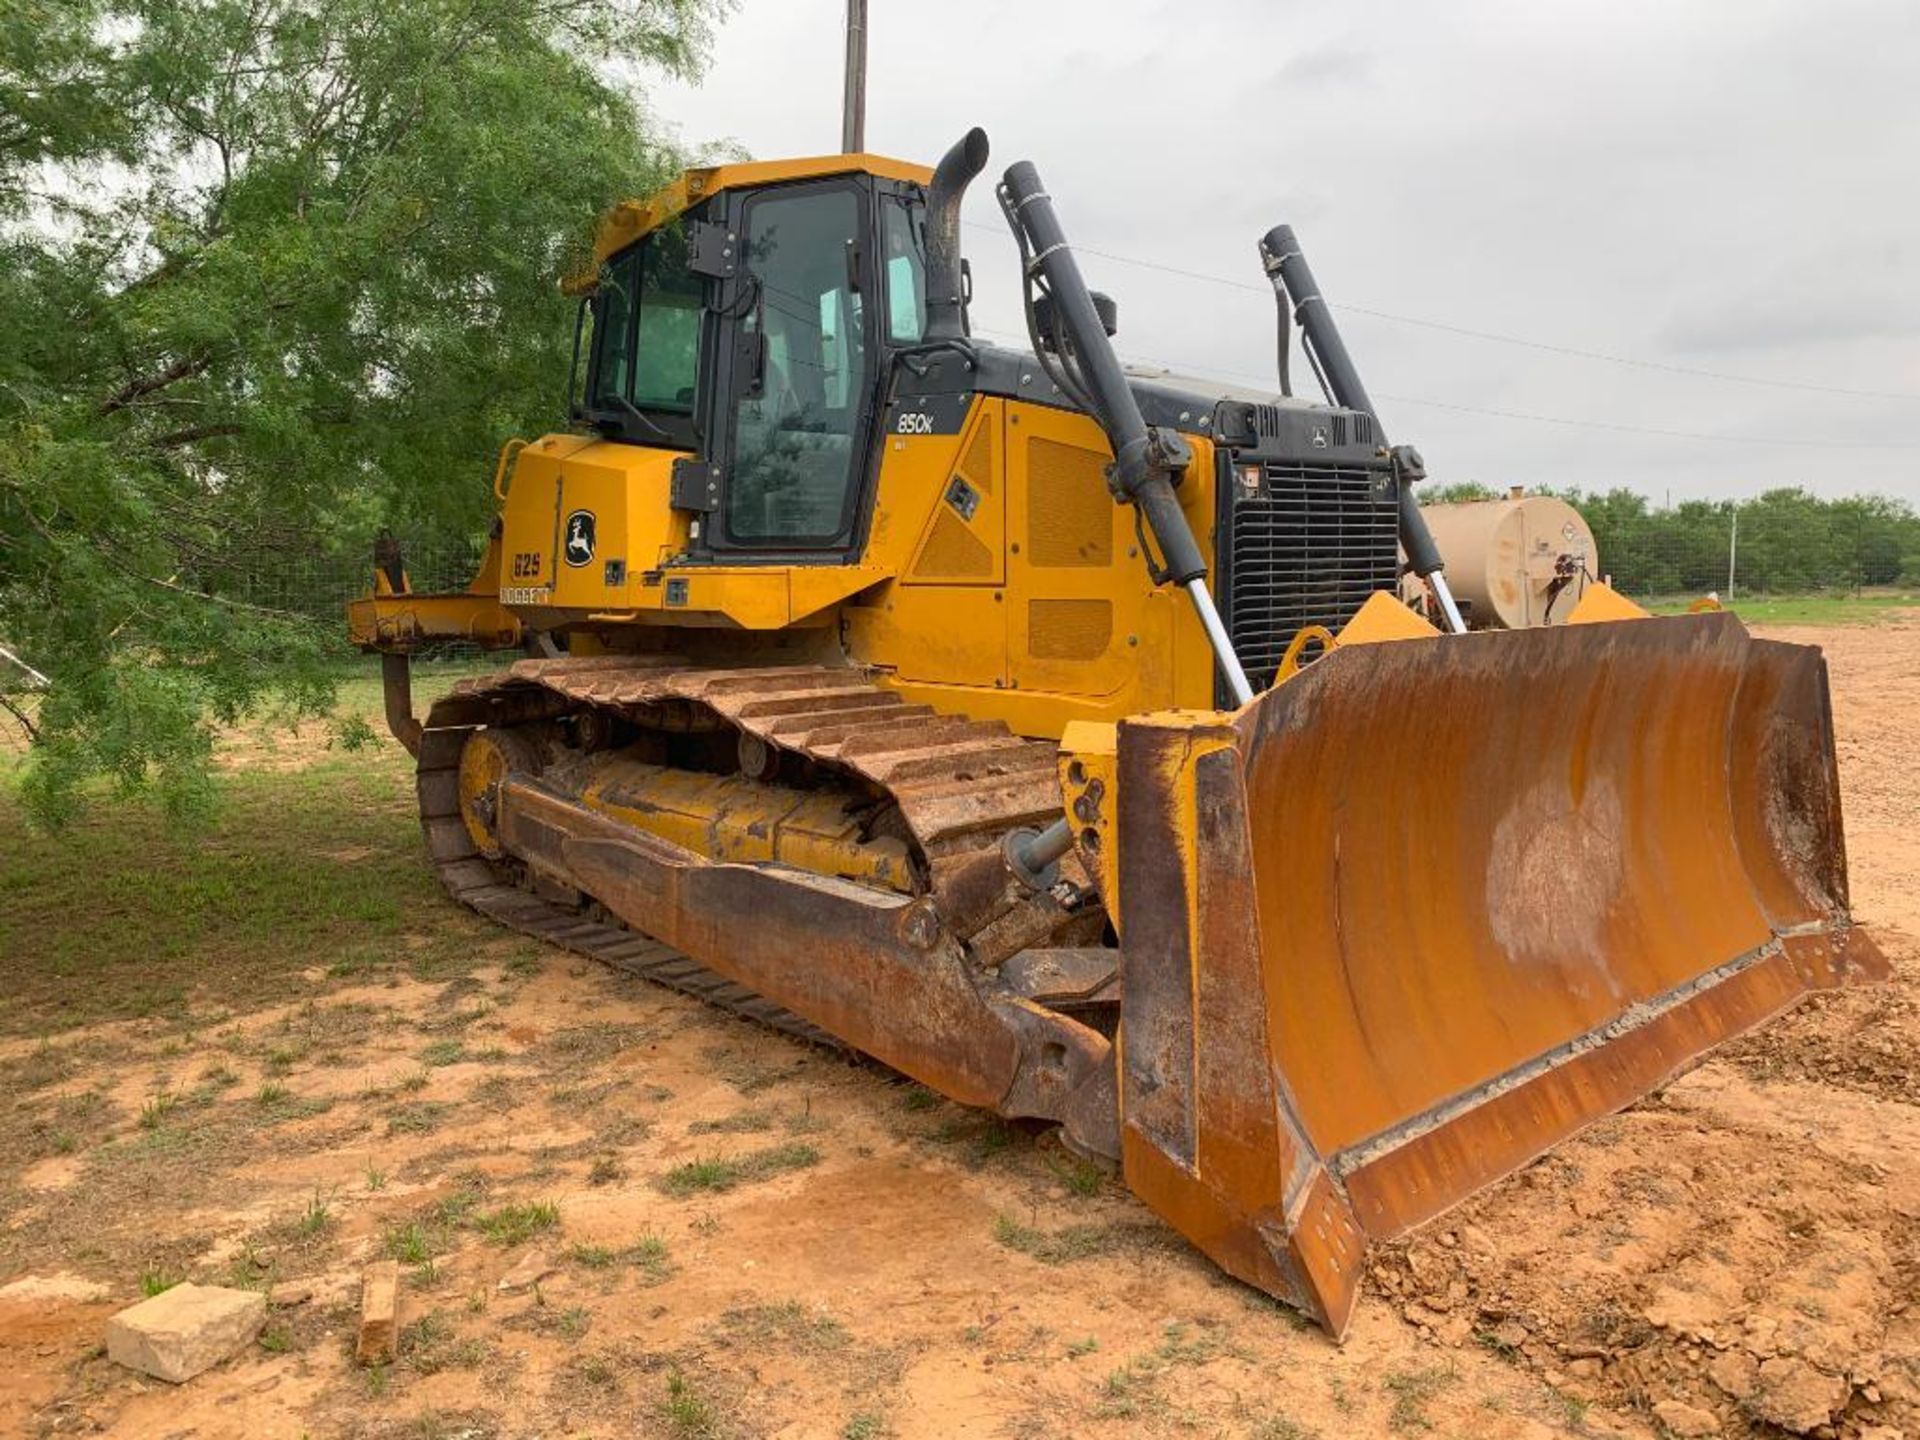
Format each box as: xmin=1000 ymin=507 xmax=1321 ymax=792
xmin=143 ymin=572 xmax=311 ymax=622
xmin=148 ymin=422 xmax=243 ymax=450
xmin=0 ymin=693 xmax=39 ymax=745
xmin=100 ymin=352 xmax=213 ymax=415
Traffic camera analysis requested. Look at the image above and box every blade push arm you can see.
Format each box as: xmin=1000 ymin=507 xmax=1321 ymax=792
xmin=998 ymin=159 xmax=1256 ymax=708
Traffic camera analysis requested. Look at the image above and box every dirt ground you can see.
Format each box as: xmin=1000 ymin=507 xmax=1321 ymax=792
xmin=1 ymin=614 xmax=1914 ymax=1440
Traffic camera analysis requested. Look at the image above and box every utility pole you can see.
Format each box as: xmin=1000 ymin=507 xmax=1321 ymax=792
xmin=1727 ymin=506 xmax=1739 ymax=601
xmin=841 ymin=0 xmax=867 ymax=154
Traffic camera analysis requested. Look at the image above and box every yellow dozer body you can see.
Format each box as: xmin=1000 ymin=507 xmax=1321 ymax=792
xmin=351 ymin=132 xmax=1883 ymax=1334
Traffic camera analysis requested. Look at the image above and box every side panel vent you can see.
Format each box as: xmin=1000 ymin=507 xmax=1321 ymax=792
xmin=960 ymin=419 xmax=994 ymax=494
xmin=912 ymin=509 xmax=995 ymax=580
xmin=1028 ymin=599 xmax=1113 ymax=660
xmin=1027 ymin=438 xmax=1113 ymax=568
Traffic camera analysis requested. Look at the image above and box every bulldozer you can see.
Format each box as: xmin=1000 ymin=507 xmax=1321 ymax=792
xmin=349 ymin=129 xmax=1885 ymax=1335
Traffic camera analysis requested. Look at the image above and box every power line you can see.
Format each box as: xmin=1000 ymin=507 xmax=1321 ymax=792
xmin=960 ymin=218 xmax=1920 ymax=404
xmin=966 ymin=324 xmax=1920 ymax=451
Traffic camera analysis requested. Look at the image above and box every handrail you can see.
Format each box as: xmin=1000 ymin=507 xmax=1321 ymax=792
xmin=493 ymin=437 xmax=530 ymax=501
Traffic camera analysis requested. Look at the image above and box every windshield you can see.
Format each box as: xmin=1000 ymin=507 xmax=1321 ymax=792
xmin=589 ymin=220 xmax=703 ymax=422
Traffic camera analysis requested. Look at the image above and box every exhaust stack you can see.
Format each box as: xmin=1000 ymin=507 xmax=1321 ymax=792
xmin=923 ymin=128 xmax=989 ymax=343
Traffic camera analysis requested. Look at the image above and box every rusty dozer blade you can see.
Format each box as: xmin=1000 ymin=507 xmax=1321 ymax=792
xmin=1085 ymin=608 xmax=1885 ymax=1336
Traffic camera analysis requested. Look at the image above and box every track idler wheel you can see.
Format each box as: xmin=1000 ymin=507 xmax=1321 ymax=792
xmin=457 ymin=729 xmax=544 ymax=859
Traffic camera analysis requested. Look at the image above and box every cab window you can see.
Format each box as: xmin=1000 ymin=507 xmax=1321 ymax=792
xmin=724 ymin=185 xmax=873 ymax=544
xmin=882 ymin=199 xmax=925 ymax=344
xmin=589 ymin=219 xmax=703 ymax=426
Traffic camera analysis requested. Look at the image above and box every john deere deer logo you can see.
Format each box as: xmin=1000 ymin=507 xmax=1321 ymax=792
xmin=563 ymin=510 xmax=596 ymax=567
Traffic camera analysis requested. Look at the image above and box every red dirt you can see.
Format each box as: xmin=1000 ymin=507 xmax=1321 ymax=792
xmin=1 ymin=613 xmax=1913 ymax=1438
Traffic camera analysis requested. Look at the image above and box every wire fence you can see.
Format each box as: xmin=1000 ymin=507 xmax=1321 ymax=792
xmin=0 ymin=534 xmax=494 ymax=753
xmin=187 ymin=535 xmax=492 ymax=629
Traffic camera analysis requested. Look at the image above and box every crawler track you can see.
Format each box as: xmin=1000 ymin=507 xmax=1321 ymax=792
xmin=413 ymin=656 xmax=1070 ymax=1041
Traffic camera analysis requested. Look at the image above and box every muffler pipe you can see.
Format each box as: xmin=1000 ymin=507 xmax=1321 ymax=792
xmin=924 ymin=127 xmax=989 ymax=343
xmin=1259 ymin=225 xmax=1467 ymax=635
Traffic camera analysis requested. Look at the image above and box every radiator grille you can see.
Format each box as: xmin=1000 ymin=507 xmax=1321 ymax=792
xmin=1221 ymin=461 xmax=1400 ymax=693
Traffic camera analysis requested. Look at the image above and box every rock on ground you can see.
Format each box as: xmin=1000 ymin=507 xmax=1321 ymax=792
xmin=497 ymin=1248 xmax=558 ymax=1294
xmin=356 ymin=1261 xmax=400 ymax=1366
xmin=1652 ymin=1399 xmax=1721 ymax=1436
xmin=105 ymin=1284 xmax=267 ymax=1384
xmin=1750 ymin=1355 xmax=1851 ymax=1434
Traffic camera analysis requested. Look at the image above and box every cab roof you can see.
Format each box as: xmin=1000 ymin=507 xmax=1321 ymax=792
xmin=580 ymin=152 xmax=934 ymax=278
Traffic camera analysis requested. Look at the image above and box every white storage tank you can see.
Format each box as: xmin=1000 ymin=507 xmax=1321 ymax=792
xmin=1417 ymin=490 xmax=1599 ymax=628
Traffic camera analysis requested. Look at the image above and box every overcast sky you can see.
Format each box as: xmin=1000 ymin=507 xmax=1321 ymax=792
xmin=645 ymin=0 xmax=1920 ymax=504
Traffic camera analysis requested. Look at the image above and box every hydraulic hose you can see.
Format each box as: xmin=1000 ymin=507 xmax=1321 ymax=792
xmin=1259 ymin=225 xmax=1467 ymax=635
xmin=1001 ymin=161 xmax=1254 ymax=705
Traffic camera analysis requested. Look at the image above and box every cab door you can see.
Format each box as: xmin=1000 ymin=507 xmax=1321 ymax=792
xmin=713 ymin=180 xmax=880 ymax=556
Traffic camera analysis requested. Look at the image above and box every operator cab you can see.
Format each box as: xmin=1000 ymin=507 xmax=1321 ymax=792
xmin=570 ymin=160 xmax=931 ymax=558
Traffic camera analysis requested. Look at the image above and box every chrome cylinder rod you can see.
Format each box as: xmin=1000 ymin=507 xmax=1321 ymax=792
xmin=1186 ymin=579 xmax=1255 ymax=707
xmin=1428 ymin=571 xmax=1468 ymax=635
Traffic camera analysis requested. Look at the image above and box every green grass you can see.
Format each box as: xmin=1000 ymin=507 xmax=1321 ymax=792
xmin=402 ymin=1309 xmax=490 ymax=1375
xmin=475 ymin=1199 xmax=561 ymax=1247
xmin=137 ymin=1094 xmax=178 ymax=1131
xmin=626 ymin=1234 xmax=674 ymax=1285
xmin=661 ymin=1370 xmax=721 ymax=1439
xmin=563 ymin=1236 xmax=671 ymax=1286
xmin=687 ymin=1108 xmax=775 ymax=1135
xmin=385 ymin=1101 xmax=449 ymax=1134
xmin=1047 ymin=1155 xmax=1108 ymax=1198
xmin=295 ymin=1190 xmax=333 ymax=1238
xmin=655 ymin=1142 xmax=821 ymax=1197
xmin=993 ymin=1214 xmax=1132 ymax=1264
xmin=1250 ymin=1420 xmax=1319 ymax=1440
xmin=1383 ymin=1365 xmax=1456 ymax=1433
xmin=717 ymin=1299 xmax=848 ymax=1351
xmin=0 ymin=658 xmax=532 ymax=1037
xmin=139 ymin=1269 xmax=181 ymax=1297
xmin=1643 ymin=590 xmax=1920 ymax=625
xmin=382 ymin=1221 xmax=438 ymax=1265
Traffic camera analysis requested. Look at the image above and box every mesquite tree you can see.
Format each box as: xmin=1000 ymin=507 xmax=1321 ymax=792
xmin=0 ymin=0 xmax=717 ymax=821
